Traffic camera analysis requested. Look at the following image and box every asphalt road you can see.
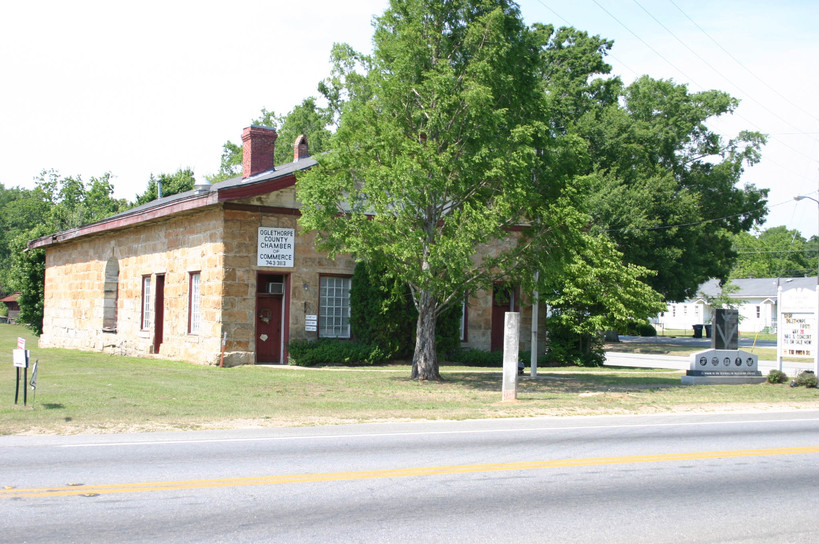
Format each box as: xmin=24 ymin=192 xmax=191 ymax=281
xmin=605 ymin=335 xmax=815 ymax=376
xmin=2 ymin=411 xmax=818 ymax=543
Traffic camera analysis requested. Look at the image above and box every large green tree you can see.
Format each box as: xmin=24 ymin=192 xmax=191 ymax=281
xmin=298 ymin=0 xmax=592 ymax=380
xmin=536 ymin=26 xmax=768 ymax=301
xmin=731 ymin=226 xmax=815 ymax=278
xmin=8 ymin=170 xmax=129 ymax=333
xmin=134 ymin=168 xmax=196 ymax=206
xmin=0 ymin=184 xmax=52 ymax=290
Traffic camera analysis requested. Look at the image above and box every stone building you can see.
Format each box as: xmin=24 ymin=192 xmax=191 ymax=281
xmin=29 ymin=126 xmax=546 ymax=366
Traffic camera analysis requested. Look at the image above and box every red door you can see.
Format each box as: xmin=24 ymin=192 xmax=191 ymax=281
xmin=153 ymin=275 xmax=165 ymax=354
xmin=490 ymin=284 xmax=517 ymax=352
xmin=256 ymin=294 xmax=283 ymax=363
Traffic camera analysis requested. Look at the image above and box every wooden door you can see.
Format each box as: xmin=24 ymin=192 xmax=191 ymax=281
xmin=153 ymin=274 xmax=165 ymax=354
xmin=490 ymin=284 xmax=517 ymax=352
xmin=256 ymin=294 xmax=283 ymax=363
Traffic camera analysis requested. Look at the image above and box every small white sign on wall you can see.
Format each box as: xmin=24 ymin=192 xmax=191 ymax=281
xmin=257 ymin=228 xmax=295 ymax=268
xmin=305 ymin=314 xmax=317 ymax=332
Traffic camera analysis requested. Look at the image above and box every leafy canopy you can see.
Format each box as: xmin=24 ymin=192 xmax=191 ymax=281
xmin=731 ymin=226 xmax=816 ymax=279
xmin=8 ymin=170 xmax=129 ymax=333
xmin=134 ymin=168 xmax=196 ymax=206
xmin=298 ymin=0 xmax=592 ymax=379
xmin=535 ymin=25 xmax=769 ymax=301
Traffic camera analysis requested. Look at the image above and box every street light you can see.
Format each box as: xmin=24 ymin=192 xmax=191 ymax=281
xmin=793 ymin=194 xmax=819 ymax=375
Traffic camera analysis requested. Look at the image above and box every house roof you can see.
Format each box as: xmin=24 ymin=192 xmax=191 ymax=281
xmin=28 ymin=157 xmax=318 ymax=250
xmin=694 ymin=277 xmax=818 ymax=300
xmin=1 ymin=293 xmax=20 ymax=303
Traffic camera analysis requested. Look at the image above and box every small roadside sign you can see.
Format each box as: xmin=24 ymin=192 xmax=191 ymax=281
xmin=13 ymin=349 xmax=29 ymax=368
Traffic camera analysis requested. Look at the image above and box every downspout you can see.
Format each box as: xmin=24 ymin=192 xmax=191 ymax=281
xmin=530 ymin=271 xmax=538 ymax=378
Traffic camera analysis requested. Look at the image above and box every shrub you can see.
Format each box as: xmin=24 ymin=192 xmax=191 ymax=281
xmin=544 ymin=321 xmax=605 ymax=367
xmin=350 ymin=261 xmax=416 ymax=359
xmin=446 ymin=348 xmax=503 ymax=367
xmin=287 ymin=339 xmax=386 ymax=367
xmin=796 ymin=371 xmax=818 ymax=388
xmin=623 ymin=320 xmax=657 ymax=337
xmin=349 ymin=260 xmax=461 ymax=360
xmin=767 ymin=369 xmax=788 ymax=384
xmin=445 ymin=348 xmax=553 ymax=368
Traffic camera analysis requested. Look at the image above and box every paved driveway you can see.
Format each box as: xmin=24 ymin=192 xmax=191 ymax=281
xmin=606 ymin=336 xmax=812 ymax=376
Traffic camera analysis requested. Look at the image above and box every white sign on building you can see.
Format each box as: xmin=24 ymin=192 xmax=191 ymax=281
xmin=257 ymin=228 xmax=295 ymax=268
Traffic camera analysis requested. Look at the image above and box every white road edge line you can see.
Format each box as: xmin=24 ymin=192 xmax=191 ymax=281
xmin=59 ymin=417 xmax=819 ymax=448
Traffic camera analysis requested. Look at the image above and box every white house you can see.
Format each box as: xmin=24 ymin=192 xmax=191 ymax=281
xmin=655 ymin=277 xmax=817 ymax=334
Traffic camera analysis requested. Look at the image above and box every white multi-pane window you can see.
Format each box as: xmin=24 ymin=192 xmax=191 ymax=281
xmin=189 ymin=272 xmax=201 ymax=334
xmin=319 ymin=276 xmax=351 ymax=338
xmin=141 ymin=275 xmax=152 ymax=330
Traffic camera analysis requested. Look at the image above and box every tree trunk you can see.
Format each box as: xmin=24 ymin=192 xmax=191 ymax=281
xmin=411 ymin=290 xmax=441 ymax=381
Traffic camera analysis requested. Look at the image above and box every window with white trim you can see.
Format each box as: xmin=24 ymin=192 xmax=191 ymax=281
xmin=319 ymin=276 xmax=351 ymax=338
xmin=141 ymin=275 xmax=152 ymax=330
xmin=189 ymin=272 xmax=201 ymax=334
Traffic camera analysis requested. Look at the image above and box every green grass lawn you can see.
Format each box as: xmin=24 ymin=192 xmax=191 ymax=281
xmin=1 ymin=325 xmax=817 ymax=436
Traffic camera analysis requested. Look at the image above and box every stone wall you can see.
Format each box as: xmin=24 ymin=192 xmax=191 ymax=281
xmin=221 ymin=204 xmax=355 ymax=365
xmin=40 ymin=207 xmax=226 ymax=365
xmin=39 ymin=187 xmax=544 ymax=366
xmin=460 ymin=287 xmax=548 ymax=356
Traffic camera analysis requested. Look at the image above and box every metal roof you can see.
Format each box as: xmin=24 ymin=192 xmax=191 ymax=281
xmin=694 ymin=277 xmax=817 ymax=300
xmin=28 ymin=157 xmax=318 ymax=250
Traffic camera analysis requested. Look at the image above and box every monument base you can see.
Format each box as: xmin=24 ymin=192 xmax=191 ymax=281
xmin=682 ymin=348 xmax=765 ymax=385
xmin=681 ymin=374 xmax=766 ymax=385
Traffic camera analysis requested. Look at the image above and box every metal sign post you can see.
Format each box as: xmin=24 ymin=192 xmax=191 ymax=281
xmin=13 ymin=348 xmax=29 ymax=405
xmin=29 ymin=360 xmax=38 ymax=406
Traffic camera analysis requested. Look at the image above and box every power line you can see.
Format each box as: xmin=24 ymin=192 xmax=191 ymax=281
xmin=736 ymin=249 xmax=817 ymax=255
xmin=531 ymin=0 xmax=819 ymax=188
xmin=589 ymin=0 xmax=817 ymax=166
xmin=632 ymin=0 xmax=815 ymax=142
xmin=530 ymin=0 xmax=641 ymax=78
xmin=667 ymin=0 xmax=819 ymax=126
xmin=602 ymin=196 xmax=807 ymax=235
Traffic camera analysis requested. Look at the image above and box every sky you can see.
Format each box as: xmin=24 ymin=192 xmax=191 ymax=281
xmin=1 ymin=0 xmax=817 ymax=237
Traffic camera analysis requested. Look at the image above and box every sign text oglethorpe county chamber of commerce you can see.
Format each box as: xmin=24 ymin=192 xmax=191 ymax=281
xmin=257 ymin=227 xmax=295 ymax=267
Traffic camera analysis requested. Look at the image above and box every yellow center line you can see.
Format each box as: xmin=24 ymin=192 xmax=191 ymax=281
xmin=4 ymin=446 xmax=818 ymax=499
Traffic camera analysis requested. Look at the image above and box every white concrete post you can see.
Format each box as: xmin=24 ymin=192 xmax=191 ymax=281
xmin=502 ymin=312 xmax=520 ymax=401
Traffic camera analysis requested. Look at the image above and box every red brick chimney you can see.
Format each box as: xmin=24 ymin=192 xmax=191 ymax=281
xmin=293 ymin=134 xmax=309 ymax=161
xmin=242 ymin=125 xmax=278 ymax=179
